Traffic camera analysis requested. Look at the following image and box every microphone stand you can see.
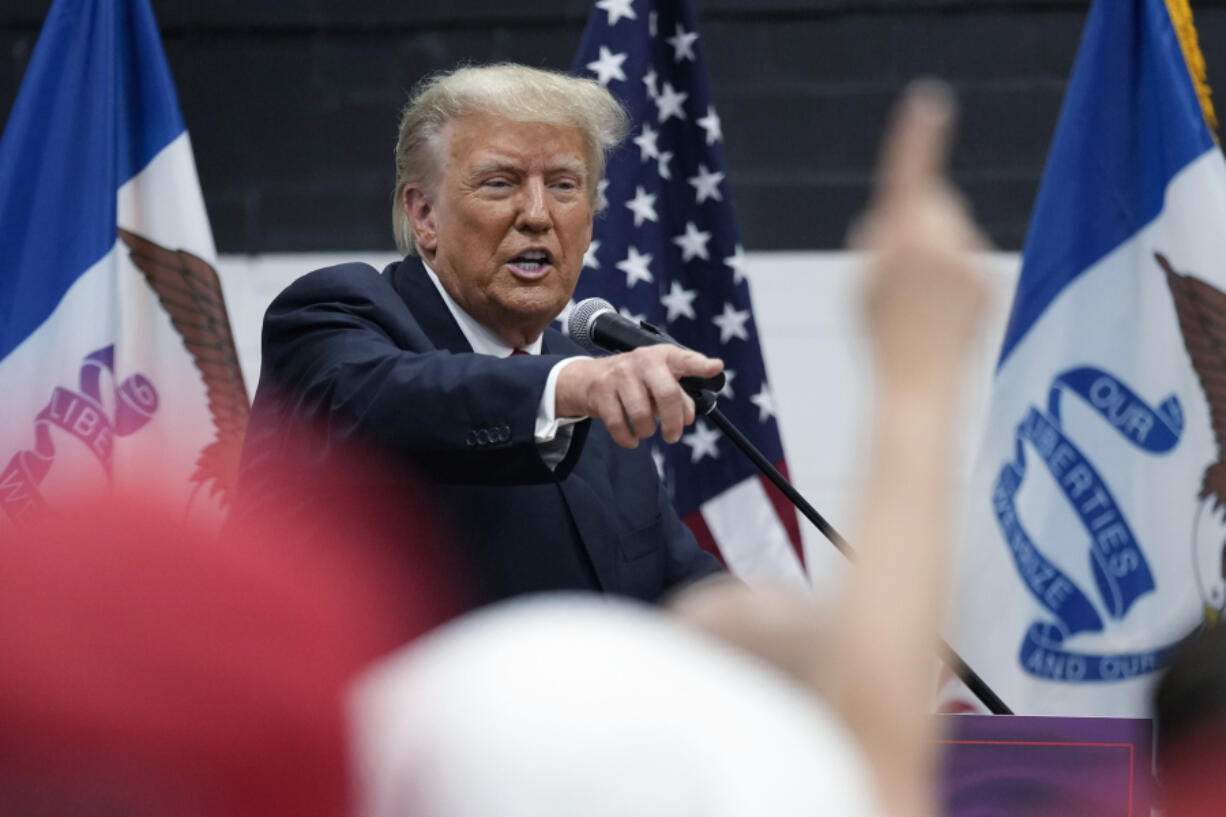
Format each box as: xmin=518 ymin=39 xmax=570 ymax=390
xmin=690 ymin=389 xmax=1013 ymax=716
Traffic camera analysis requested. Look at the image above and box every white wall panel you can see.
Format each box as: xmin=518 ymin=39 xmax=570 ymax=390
xmin=217 ymin=250 xmax=1020 ymax=586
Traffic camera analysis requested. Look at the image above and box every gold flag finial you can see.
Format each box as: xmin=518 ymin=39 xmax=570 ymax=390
xmin=1166 ymin=0 xmax=1219 ymax=135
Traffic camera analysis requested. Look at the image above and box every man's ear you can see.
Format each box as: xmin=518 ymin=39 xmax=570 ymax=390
xmin=405 ymin=187 xmax=437 ymax=254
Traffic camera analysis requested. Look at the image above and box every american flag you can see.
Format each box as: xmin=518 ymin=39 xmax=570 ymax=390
xmin=567 ymin=0 xmax=806 ymax=585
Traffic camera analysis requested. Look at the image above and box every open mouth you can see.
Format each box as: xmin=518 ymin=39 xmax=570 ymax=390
xmin=508 ymin=249 xmax=553 ymax=274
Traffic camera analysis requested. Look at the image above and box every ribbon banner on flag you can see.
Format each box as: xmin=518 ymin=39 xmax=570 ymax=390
xmin=947 ymin=0 xmax=1226 ymax=715
xmin=570 ymin=0 xmax=805 ymax=586
xmin=0 ymin=0 xmax=248 ymax=529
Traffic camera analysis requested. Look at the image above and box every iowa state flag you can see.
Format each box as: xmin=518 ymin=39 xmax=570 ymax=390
xmin=0 ymin=0 xmax=248 ymax=528
xmin=947 ymin=0 xmax=1225 ymax=715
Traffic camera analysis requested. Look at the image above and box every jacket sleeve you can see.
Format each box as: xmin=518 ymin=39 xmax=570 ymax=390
xmin=255 ymin=264 xmax=586 ymax=485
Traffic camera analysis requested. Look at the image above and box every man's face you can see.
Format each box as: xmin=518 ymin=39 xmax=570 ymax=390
xmin=408 ymin=112 xmax=594 ymax=347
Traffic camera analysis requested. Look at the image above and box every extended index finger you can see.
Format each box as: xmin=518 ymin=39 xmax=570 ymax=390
xmin=874 ymin=79 xmax=956 ymax=207
xmin=664 ymin=346 xmax=723 ymax=379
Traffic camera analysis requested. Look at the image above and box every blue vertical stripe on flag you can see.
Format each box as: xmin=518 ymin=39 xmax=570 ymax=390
xmin=0 ymin=0 xmax=185 ymax=360
xmin=998 ymin=0 xmax=1215 ymax=365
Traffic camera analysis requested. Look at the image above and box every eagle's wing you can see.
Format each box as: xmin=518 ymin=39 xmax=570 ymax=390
xmin=118 ymin=228 xmax=250 ymax=507
xmin=1158 ymin=251 xmax=1226 ymax=509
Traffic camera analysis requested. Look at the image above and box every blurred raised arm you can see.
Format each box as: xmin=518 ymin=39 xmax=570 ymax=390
xmin=828 ymin=79 xmax=988 ymax=817
xmin=671 ymin=80 xmax=988 ymax=817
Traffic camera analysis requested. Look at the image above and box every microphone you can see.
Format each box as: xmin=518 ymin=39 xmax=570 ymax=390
xmin=567 ymin=298 xmax=726 ymax=393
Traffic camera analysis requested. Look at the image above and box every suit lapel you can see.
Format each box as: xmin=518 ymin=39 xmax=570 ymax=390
xmin=541 ymin=326 xmax=585 ymax=357
xmin=389 ymin=258 xmax=624 ymax=589
xmin=386 ymin=256 xmax=473 ymax=354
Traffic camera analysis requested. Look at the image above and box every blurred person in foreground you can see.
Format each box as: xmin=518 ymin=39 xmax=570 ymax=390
xmin=236 ymin=63 xmax=724 ymax=606
xmin=0 ymin=440 xmax=460 ymax=817
xmin=349 ymin=80 xmax=988 ymax=817
xmin=1153 ymin=622 xmax=1226 ymax=817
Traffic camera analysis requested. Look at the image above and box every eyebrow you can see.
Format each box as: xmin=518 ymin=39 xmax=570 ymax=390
xmin=468 ymin=155 xmax=588 ymax=179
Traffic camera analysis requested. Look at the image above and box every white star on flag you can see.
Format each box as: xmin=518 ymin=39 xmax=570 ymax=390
xmin=696 ymin=105 xmax=723 ymax=145
xmin=596 ymin=178 xmax=609 ymax=210
xmin=687 ymin=163 xmax=724 ymax=204
xmin=583 ymin=239 xmax=601 ymax=269
xmin=682 ymin=419 xmax=721 ymax=462
xmin=616 ymin=246 xmax=654 ymax=287
xmin=596 ymin=0 xmax=636 ymax=26
xmin=660 ymin=280 xmax=697 ymax=322
xmin=750 ymin=383 xmax=776 ymax=422
xmin=724 ymin=244 xmax=747 ymax=284
xmin=655 ymin=81 xmax=688 ymax=122
xmin=667 ymin=22 xmax=699 ymax=62
xmin=649 ymin=10 xmax=658 ymax=37
xmin=633 ymin=123 xmax=660 ymax=161
xmin=618 ymin=305 xmax=647 ymax=324
xmin=586 ymin=46 xmax=628 ymax=85
xmin=657 ymin=150 xmax=673 ymax=180
xmin=712 ymin=301 xmax=751 ymax=343
xmin=672 ymin=220 xmax=711 ymax=261
xmin=719 ymin=368 xmax=736 ymax=399
xmin=643 ymin=68 xmax=658 ymax=99
xmin=625 ymin=185 xmax=658 ymax=226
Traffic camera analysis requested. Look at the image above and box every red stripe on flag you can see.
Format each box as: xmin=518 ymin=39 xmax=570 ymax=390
xmin=760 ymin=459 xmax=805 ymax=566
xmin=682 ymin=509 xmax=726 ymax=567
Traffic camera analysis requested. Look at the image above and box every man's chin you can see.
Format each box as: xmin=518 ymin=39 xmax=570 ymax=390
xmin=504 ymin=295 xmax=570 ymax=328
xmin=482 ymin=307 xmax=562 ymax=347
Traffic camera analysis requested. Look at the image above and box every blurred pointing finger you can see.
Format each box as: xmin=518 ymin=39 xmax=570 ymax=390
xmin=876 ymin=79 xmax=956 ymax=205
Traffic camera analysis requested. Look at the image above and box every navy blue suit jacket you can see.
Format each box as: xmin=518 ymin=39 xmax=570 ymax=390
xmin=236 ymin=257 xmax=722 ymax=604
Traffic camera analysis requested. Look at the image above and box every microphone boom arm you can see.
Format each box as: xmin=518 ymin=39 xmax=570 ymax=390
xmin=688 ymin=387 xmax=1013 ymax=716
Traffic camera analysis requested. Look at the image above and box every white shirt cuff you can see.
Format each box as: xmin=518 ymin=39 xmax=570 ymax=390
xmin=536 ymin=357 xmax=588 ymax=470
xmin=535 ymin=357 xmax=589 ymax=442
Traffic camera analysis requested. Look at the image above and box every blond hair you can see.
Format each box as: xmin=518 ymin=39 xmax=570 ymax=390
xmin=392 ymin=63 xmax=628 ymax=255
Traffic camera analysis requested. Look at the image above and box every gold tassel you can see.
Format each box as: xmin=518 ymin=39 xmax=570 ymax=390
xmin=1165 ymin=0 xmax=1220 ymax=135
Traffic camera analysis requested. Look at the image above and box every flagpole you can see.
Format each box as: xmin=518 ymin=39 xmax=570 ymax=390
xmin=695 ymin=393 xmax=1013 ymax=715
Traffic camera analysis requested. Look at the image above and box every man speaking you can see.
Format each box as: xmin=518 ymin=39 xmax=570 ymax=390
xmin=237 ymin=64 xmax=725 ymax=603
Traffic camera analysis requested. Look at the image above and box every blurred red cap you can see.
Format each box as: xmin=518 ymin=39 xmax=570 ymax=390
xmin=0 ymin=440 xmax=462 ymax=817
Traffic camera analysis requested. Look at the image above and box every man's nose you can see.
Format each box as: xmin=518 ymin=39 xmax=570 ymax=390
xmin=516 ymin=178 xmax=553 ymax=232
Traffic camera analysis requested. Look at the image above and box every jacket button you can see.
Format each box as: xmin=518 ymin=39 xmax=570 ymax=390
xmin=477 ymin=429 xmax=491 ymax=445
xmin=465 ymin=431 xmax=477 ymax=447
xmin=498 ymin=426 xmax=510 ymax=442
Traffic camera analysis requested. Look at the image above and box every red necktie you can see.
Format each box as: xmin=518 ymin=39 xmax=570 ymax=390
xmin=508 ymin=349 xmax=529 ymax=357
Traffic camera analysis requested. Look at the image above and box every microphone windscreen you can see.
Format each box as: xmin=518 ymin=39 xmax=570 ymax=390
xmin=567 ymin=297 xmax=615 ymax=351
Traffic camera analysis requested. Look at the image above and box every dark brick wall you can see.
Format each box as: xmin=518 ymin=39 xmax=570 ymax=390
xmin=3 ymin=0 xmax=1226 ymax=251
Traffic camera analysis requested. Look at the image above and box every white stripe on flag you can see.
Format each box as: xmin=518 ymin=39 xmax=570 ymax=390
xmin=117 ymin=133 xmax=215 ymax=259
xmin=0 ymin=133 xmax=229 ymax=530
xmin=701 ymin=476 xmax=808 ymax=588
